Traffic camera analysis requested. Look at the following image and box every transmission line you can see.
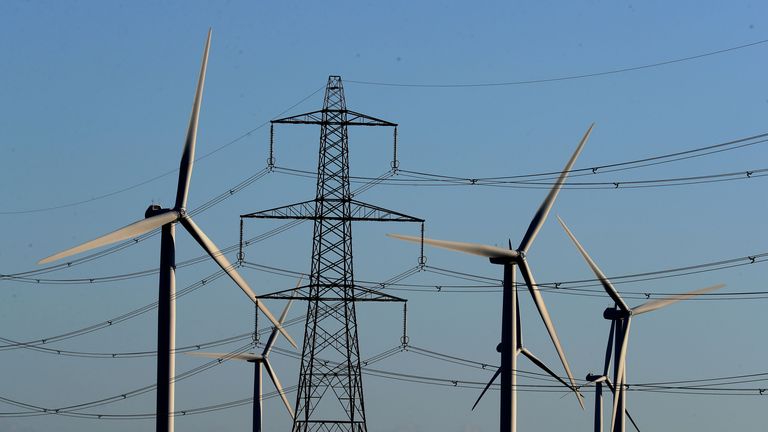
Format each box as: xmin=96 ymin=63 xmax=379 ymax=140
xmin=0 ymin=86 xmax=325 ymax=216
xmin=346 ymin=37 xmax=768 ymax=88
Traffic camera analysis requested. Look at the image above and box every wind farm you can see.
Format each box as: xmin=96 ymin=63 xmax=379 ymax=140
xmin=1 ymin=3 xmax=768 ymax=432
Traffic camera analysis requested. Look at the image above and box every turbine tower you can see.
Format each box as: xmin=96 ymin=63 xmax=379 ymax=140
xmin=241 ymin=76 xmax=423 ymax=432
xmin=557 ymin=216 xmax=724 ymax=432
xmin=37 ymin=30 xmax=294 ymax=432
xmin=583 ymin=317 xmax=640 ymax=432
xmin=388 ymin=125 xmax=594 ymax=432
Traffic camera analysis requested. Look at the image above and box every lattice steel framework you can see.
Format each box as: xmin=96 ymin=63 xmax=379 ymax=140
xmin=242 ymin=76 xmax=422 ymax=432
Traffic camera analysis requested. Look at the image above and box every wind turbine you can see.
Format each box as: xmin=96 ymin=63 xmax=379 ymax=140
xmin=187 ymin=284 xmax=298 ymax=432
xmin=557 ymin=216 xmax=724 ymax=432
xmin=388 ymin=124 xmax=595 ymax=432
xmin=37 ymin=29 xmax=296 ymax=432
xmin=583 ymin=317 xmax=641 ymax=432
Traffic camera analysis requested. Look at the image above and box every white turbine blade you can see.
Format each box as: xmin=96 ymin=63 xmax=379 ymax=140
xmin=185 ymin=351 xmax=259 ymax=361
xmin=517 ymin=124 xmax=593 ymax=253
xmin=180 ymin=216 xmax=297 ymax=348
xmin=387 ymin=233 xmax=518 ymax=260
xmin=517 ymin=260 xmax=583 ymax=408
xmin=604 ymin=377 xmax=641 ymax=432
xmin=263 ymin=278 xmax=301 ymax=356
xmin=556 ymin=216 xmax=630 ymax=313
xmin=610 ymin=319 xmax=631 ymax=432
xmin=519 ymin=347 xmax=584 ymax=408
xmin=471 ymin=367 xmax=501 ymax=411
xmin=631 ymin=284 xmax=725 ymax=316
xmin=175 ymin=28 xmax=212 ymax=210
xmin=38 ymin=210 xmax=180 ymax=264
xmin=263 ymin=358 xmax=295 ymax=418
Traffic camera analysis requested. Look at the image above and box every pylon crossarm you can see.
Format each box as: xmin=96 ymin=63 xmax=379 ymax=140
xmin=272 ymin=109 xmax=396 ymax=127
xmin=243 ymin=199 xmax=423 ymax=223
xmin=257 ymin=284 xmax=406 ymax=302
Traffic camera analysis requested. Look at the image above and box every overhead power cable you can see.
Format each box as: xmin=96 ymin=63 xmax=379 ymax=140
xmin=272 ymin=130 xmax=768 ymax=188
xmin=1 ymin=168 xmax=271 ymax=279
xmin=346 ymin=37 xmax=768 ymax=88
xmin=0 ymin=342 xmax=256 ymax=417
xmin=0 ymin=344 xmax=401 ymax=419
xmin=274 ymin=165 xmax=768 ymax=190
xmin=3 ymin=342 xmax=766 ymax=420
xmin=2 ymin=166 xmax=391 ymax=281
xmin=2 ymin=244 xmax=764 ymax=353
xmin=0 ymin=85 xmax=325 ymax=216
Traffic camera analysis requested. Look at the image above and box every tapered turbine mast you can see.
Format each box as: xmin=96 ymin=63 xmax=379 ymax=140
xmin=188 ymin=282 xmax=299 ymax=432
xmin=389 ymin=124 xmax=595 ymax=432
xmin=557 ymin=216 xmax=724 ymax=432
xmin=38 ymin=29 xmax=295 ymax=432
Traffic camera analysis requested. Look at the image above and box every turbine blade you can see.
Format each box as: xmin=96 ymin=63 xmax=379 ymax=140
xmin=185 ymin=351 xmax=259 ymax=361
xmin=610 ymin=319 xmax=631 ymax=432
xmin=387 ymin=233 xmax=518 ymax=260
xmin=517 ymin=260 xmax=583 ymax=409
xmin=471 ymin=367 xmax=501 ymax=411
xmin=556 ymin=216 xmax=630 ymax=312
xmin=263 ymin=278 xmax=301 ymax=356
xmin=603 ymin=318 xmax=616 ymax=376
xmin=626 ymin=408 xmax=641 ymax=432
xmin=180 ymin=216 xmax=297 ymax=348
xmin=517 ymin=124 xmax=593 ymax=253
xmin=263 ymin=358 xmax=295 ymax=418
xmin=604 ymin=378 xmax=641 ymax=432
xmin=38 ymin=210 xmax=180 ymax=264
xmin=631 ymin=284 xmax=725 ymax=316
xmin=175 ymin=29 xmax=212 ymax=210
xmin=519 ymin=347 xmax=583 ymax=408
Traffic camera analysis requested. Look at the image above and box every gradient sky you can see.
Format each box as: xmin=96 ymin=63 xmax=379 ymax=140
xmin=1 ymin=1 xmax=767 ymax=431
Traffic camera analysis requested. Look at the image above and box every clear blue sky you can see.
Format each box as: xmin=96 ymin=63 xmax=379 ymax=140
xmin=1 ymin=1 xmax=767 ymax=431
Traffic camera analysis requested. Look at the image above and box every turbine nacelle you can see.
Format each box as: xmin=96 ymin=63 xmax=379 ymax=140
xmin=603 ymin=307 xmax=631 ymax=320
xmin=586 ymin=373 xmax=607 ymax=383
xmin=489 ymin=256 xmax=516 ymax=265
xmin=145 ymin=204 xmax=172 ymax=218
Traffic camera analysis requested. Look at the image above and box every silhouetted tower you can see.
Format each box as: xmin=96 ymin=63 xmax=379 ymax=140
xmin=242 ymin=76 xmax=422 ymax=432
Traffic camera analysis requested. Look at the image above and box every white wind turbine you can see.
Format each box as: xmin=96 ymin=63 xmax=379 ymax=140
xmin=557 ymin=216 xmax=724 ymax=432
xmin=187 ymin=286 xmax=297 ymax=432
xmin=388 ymin=124 xmax=595 ymax=432
xmin=38 ymin=29 xmax=296 ymax=432
xmin=583 ymin=317 xmax=641 ymax=432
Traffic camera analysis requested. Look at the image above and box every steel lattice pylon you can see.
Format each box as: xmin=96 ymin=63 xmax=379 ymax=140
xmin=242 ymin=76 xmax=422 ymax=432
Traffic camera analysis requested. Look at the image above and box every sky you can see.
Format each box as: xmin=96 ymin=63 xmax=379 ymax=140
xmin=1 ymin=0 xmax=767 ymax=431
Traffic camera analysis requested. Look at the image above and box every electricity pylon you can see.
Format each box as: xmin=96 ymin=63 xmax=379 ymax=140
xmin=242 ymin=75 xmax=422 ymax=432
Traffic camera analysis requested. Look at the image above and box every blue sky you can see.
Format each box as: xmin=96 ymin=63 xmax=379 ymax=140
xmin=1 ymin=1 xmax=767 ymax=431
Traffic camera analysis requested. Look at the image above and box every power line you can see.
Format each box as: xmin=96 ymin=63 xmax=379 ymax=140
xmin=274 ymin=165 xmax=768 ymax=189
xmin=3 ymin=342 xmax=765 ymax=420
xmin=2 ymin=245 xmax=764 ymax=353
xmin=271 ymin=130 xmax=768 ymax=188
xmin=346 ymin=38 xmax=768 ymax=88
xmin=0 ymin=86 xmax=325 ymax=216
xmin=1 ymin=168 xmax=272 ymax=279
xmin=2 ymin=130 xmax=764 ymax=280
